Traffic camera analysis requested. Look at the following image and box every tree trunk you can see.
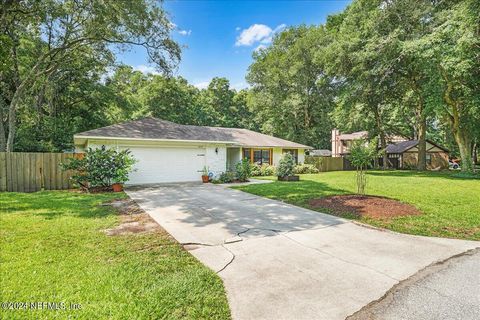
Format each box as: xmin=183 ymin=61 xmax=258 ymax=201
xmin=416 ymin=112 xmax=427 ymax=171
xmin=0 ymin=100 xmax=6 ymax=152
xmin=454 ymin=129 xmax=473 ymax=172
xmin=440 ymin=68 xmax=474 ymax=172
xmin=373 ymin=106 xmax=387 ymax=169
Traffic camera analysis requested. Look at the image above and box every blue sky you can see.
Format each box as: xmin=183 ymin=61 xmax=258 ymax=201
xmin=118 ymin=1 xmax=351 ymax=90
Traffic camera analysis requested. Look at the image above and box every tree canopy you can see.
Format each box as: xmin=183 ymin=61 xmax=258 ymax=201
xmin=1 ymin=0 xmax=478 ymax=171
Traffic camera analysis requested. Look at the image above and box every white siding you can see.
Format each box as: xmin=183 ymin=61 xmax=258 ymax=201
xmin=298 ymin=149 xmax=305 ymax=163
xmin=205 ymin=145 xmax=227 ymax=178
xmin=273 ymin=147 xmax=283 ymax=166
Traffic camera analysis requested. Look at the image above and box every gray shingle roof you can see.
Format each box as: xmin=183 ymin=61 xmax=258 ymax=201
xmin=385 ymin=140 xmax=420 ymax=153
xmin=75 ymin=117 xmax=312 ymax=149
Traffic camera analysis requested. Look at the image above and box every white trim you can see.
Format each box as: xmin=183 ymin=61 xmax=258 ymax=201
xmin=74 ymin=135 xmax=238 ymax=145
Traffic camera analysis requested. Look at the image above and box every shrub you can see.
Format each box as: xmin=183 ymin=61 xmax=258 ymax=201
xmin=293 ymin=163 xmax=319 ymax=174
xmin=250 ymin=163 xmax=262 ymax=176
xmin=61 ymin=146 xmax=136 ymax=191
xmin=260 ymin=164 xmax=276 ymax=176
xmin=276 ymin=153 xmax=295 ymax=177
xmin=218 ymin=171 xmax=236 ymax=183
xmin=235 ymin=159 xmax=251 ymax=182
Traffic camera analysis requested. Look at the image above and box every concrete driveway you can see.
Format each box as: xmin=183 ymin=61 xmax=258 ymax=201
xmin=126 ymin=183 xmax=479 ymax=320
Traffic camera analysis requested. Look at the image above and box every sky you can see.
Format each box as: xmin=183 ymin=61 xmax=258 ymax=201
xmin=118 ymin=0 xmax=351 ymax=90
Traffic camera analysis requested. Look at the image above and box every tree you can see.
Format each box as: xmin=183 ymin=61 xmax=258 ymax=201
xmin=1 ymin=0 xmax=180 ymax=151
xmin=247 ymin=26 xmax=336 ymax=149
xmin=348 ymin=139 xmax=379 ymax=195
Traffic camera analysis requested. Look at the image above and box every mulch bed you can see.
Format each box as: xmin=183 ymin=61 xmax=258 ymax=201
xmin=308 ymin=195 xmax=421 ymax=219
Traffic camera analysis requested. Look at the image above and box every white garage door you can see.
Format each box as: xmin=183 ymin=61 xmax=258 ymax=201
xmin=127 ymin=147 xmax=206 ymax=184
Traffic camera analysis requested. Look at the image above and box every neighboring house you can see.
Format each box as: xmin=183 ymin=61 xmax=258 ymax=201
xmin=385 ymin=140 xmax=449 ymax=169
xmin=74 ymin=117 xmax=312 ymax=184
xmin=331 ymin=129 xmax=449 ymax=169
xmin=331 ymin=129 xmax=368 ymax=157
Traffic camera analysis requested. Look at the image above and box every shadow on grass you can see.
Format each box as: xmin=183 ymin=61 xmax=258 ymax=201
xmin=0 ymin=191 xmax=123 ymax=220
xmin=236 ymin=180 xmax=351 ymax=205
xmin=365 ymin=170 xmax=477 ymax=181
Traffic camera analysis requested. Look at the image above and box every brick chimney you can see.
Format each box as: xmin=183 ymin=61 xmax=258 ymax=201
xmin=331 ymin=129 xmax=340 ymax=157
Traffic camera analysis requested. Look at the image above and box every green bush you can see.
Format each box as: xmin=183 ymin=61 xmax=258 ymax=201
xmin=235 ymin=159 xmax=251 ymax=182
xmin=218 ymin=171 xmax=236 ymax=183
xmin=260 ymin=164 xmax=276 ymax=176
xmin=61 ymin=146 xmax=136 ymax=191
xmin=293 ymin=163 xmax=319 ymax=174
xmin=277 ymin=153 xmax=295 ymax=177
xmin=250 ymin=163 xmax=262 ymax=176
xmin=250 ymin=163 xmax=276 ymax=176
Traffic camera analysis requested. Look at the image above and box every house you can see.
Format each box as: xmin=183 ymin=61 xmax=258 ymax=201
xmin=74 ymin=117 xmax=312 ymax=184
xmin=331 ymin=129 xmax=449 ymax=169
xmin=385 ymin=140 xmax=449 ymax=169
xmin=331 ymin=129 xmax=368 ymax=157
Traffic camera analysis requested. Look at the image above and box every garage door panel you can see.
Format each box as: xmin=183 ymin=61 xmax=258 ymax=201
xmin=127 ymin=147 xmax=205 ymax=184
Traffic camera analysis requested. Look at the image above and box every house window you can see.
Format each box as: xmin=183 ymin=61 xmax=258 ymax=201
xmin=282 ymin=149 xmax=298 ymax=164
xmin=242 ymin=148 xmax=272 ymax=165
xmin=426 ymin=153 xmax=432 ymax=165
xmin=253 ymin=149 xmax=271 ymax=164
xmin=243 ymin=148 xmax=251 ymax=162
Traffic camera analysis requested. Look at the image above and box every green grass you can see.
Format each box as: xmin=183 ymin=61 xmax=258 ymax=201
xmin=0 ymin=191 xmax=230 ymax=319
xmin=238 ymin=171 xmax=480 ymax=240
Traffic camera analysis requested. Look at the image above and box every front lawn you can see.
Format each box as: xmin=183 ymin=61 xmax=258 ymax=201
xmin=237 ymin=171 xmax=480 ymax=240
xmin=0 ymin=191 xmax=230 ymax=319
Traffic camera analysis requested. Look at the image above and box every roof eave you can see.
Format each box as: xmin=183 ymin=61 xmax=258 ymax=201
xmin=73 ymin=135 xmax=239 ymax=145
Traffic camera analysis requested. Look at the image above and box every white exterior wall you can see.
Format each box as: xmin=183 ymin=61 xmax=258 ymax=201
xmin=205 ymin=145 xmax=227 ymax=178
xmin=227 ymin=148 xmax=242 ymax=170
xmin=273 ymin=147 xmax=283 ymax=166
xmin=298 ymin=149 xmax=305 ymax=163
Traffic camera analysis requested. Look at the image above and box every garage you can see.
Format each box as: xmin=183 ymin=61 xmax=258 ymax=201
xmin=127 ymin=146 xmax=206 ymax=184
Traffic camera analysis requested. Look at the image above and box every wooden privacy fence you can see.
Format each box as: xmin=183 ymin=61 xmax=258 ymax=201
xmin=305 ymin=155 xmax=344 ymax=172
xmin=0 ymin=152 xmax=83 ymax=193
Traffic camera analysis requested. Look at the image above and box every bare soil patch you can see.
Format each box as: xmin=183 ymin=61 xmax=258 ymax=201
xmin=101 ymin=199 xmax=166 ymax=236
xmin=309 ymin=195 xmax=421 ymax=219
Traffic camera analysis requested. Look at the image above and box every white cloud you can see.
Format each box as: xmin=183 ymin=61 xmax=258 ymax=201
xmin=194 ymin=81 xmax=210 ymax=89
xmin=235 ymin=24 xmax=272 ymax=46
xmin=235 ymin=23 xmax=287 ymax=47
xmin=254 ymin=44 xmax=267 ymax=52
xmin=235 ymin=26 xmax=241 ymax=31
xmin=232 ymin=82 xmax=249 ymax=90
xmin=178 ymin=29 xmax=191 ymax=36
xmin=133 ymin=64 xmax=160 ymax=75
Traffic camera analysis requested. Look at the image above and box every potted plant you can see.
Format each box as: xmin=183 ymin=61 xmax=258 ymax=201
xmin=277 ymin=153 xmax=299 ymax=181
xmin=201 ymin=166 xmax=210 ymax=183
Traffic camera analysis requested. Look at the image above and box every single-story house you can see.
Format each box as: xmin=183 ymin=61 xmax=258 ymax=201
xmin=385 ymin=140 xmax=449 ymax=169
xmin=74 ymin=117 xmax=312 ymax=184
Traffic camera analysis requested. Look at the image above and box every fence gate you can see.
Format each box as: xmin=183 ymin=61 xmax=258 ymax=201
xmin=0 ymin=152 xmax=81 ymax=193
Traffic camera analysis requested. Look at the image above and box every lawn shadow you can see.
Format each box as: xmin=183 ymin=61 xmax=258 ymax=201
xmin=0 ymin=191 xmax=122 ymax=220
xmin=126 ymin=181 xmax=351 ymax=243
xmin=366 ymin=170 xmax=478 ymax=181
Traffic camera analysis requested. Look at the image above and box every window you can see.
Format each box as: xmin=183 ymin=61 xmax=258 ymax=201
xmin=282 ymin=149 xmax=298 ymax=164
xmin=243 ymin=148 xmax=251 ymax=162
xmin=242 ymin=148 xmax=272 ymax=165
xmin=253 ymin=149 xmax=271 ymax=164
xmin=426 ymin=153 xmax=432 ymax=165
